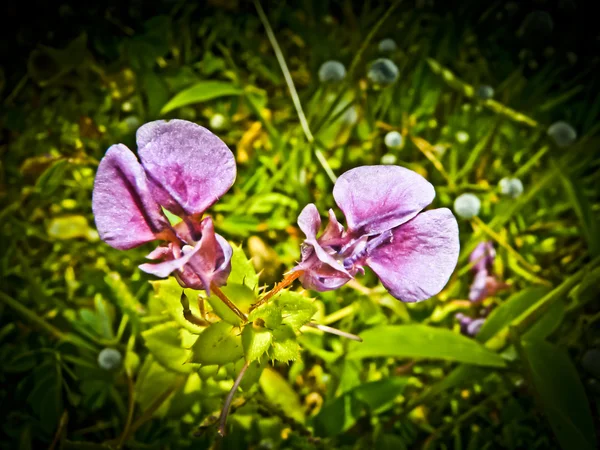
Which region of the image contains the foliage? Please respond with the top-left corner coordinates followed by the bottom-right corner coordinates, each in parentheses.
top-left (1, 1), bottom-right (599, 449)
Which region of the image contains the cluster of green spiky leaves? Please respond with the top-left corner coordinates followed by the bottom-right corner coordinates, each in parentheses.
top-left (143, 245), bottom-right (318, 388)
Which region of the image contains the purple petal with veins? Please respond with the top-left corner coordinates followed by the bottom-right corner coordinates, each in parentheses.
top-left (367, 208), bottom-right (459, 302)
top-left (333, 165), bottom-right (435, 236)
top-left (138, 120), bottom-right (236, 216)
top-left (92, 144), bottom-right (169, 250)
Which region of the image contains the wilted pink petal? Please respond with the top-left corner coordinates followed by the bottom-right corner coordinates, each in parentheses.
top-left (92, 144), bottom-right (169, 250)
top-left (333, 165), bottom-right (435, 236)
top-left (137, 120), bottom-right (236, 216)
top-left (366, 208), bottom-right (459, 302)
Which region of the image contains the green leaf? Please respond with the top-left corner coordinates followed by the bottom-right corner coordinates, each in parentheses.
top-left (353, 377), bottom-right (409, 413)
top-left (259, 367), bottom-right (304, 423)
top-left (242, 325), bottom-right (272, 362)
top-left (558, 171), bottom-right (600, 257)
top-left (151, 278), bottom-right (204, 334)
top-left (35, 159), bottom-right (68, 196)
top-left (522, 339), bottom-right (596, 450)
top-left (271, 324), bottom-right (300, 362)
top-left (525, 299), bottom-right (565, 340)
top-left (143, 72), bottom-right (169, 117)
top-left (189, 321), bottom-right (244, 366)
top-left (228, 244), bottom-right (259, 291)
top-left (142, 322), bottom-right (198, 374)
top-left (312, 377), bottom-right (409, 437)
top-left (134, 356), bottom-right (184, 415)
top-left (347, 325), bottom-right (506, 368)
top-left (160, 80), bottom-right (243, 114)
top-left (477, 287), bottom-right (551, 343)
top-left (47, 215), bottom-right (98, 241)
top-left (248, 303), bottom-right (283, 329)
top-left (206, 283), bottom-right (255, 326)
top-left (275, 291), bottom-right (317, 331)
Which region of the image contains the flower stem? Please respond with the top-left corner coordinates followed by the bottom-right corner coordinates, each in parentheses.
top-left (305, 322), bottom-right (363, 342)
top-left (211, 283), bottom-right (248, 323)
top-left (249, 270), bottom-right (303, 312)
top-left (180, 292), bottom-right (210, 327)
top-left (218, 360), bottom-right (251, 436)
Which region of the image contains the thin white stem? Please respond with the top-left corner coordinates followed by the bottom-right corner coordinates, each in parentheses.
top-left (305, 322), bottom-right (363, 342)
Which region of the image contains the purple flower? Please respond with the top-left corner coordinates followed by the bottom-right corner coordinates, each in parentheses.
top-left (468, 241), bottom-right (508, 301)
top-left (294, 166), bottom-right (460, 303)
top-left (455, 313), bottom-right (485, 337)
top-left (92, 119), bottom-right (236, 292)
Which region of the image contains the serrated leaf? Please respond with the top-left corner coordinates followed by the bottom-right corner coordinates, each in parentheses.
top-left (189, 321), bottom-right (244, 366)
top-left (242, 326), bottom-right (272, 362)
top-left (259, 367), bottom-right (304, 423)
top-left (160, 80), bottom-right (242, 114)
top-left (347, 325), bottom-right (506, 368)
top-left (275, 291), bottom-right (317, 331)
top-left (248, 303), bottom-right (283, 329)
top-left (142, 322), bottom-right (198, 374)
top-left (271, 324), bottom-right (300, 362)
top-left (206, 283), bottom-right (255, 326)
top-left (522, 339), bottom-right (596, 450)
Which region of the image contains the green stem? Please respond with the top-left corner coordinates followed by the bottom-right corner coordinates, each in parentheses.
top-left (0, 291), bottom-right (66, 339)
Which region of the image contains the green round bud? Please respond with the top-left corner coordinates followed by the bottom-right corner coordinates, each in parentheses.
top-left (367, 58), bottom-right (399, 86)
top-left (498, 177), bottom-right (524, 198)
top-left (378, 38), bottom-right (397, 53)
top-left (548, 121), bottom-right (577, 147)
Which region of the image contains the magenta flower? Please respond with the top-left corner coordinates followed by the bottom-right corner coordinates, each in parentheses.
top-left (92, 119), bottom-right (236, 292)
top-left (467, 241), bottom-right (508, 302)
top-left (294, 166), bottom-right (459, 303)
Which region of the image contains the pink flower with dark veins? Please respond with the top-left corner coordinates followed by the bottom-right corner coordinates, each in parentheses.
top-left (92, 119), bottom-right (235, 293)
top-left (294, 165), bottom-right (460, 303)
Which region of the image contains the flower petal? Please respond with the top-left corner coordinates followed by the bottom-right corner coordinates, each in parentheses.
top-left (297, 203), bottom-right (321, 239)
top-left (139, 242), bottom-right (201, 278)
top-left (366, 208), bottom-right (459, 302)
top-left (296, 257), bottom-right (353, 292)
top-left (333, 165), bottom-right (435, 235)
top-left (469, 241), bottom-right (495, 273)
top-left (137, 119), bottom-right (236, 216)
top-left (92, 144), bottom-right (168, 250)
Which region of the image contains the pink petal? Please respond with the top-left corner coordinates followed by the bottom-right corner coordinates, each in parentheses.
top-left (297, 203), bottom-right (321, 239)
top-left (139, 242), bottom-right (202, 278)
top-left (137, 119), bottom-right (236, 216)
top-left (92, 144), bottom-right (168, 250)
top-left (366, 208), bottom-right (459, 302)
top-left (333, 165), bottom-right (435, 235)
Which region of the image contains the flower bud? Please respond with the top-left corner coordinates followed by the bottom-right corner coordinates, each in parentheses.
top-left (453, 193), bottom-right (481, 219)
top-left (476, 85), bottom-right (494, 100)
top-left (318, 60), bottom-right (346, 83)
top-left (210, 113), bottom-right (227, 130)
top-left (98, 348), bottom-right (122, 371)
top-left (378, 38), bottom-right (397, 53)
top-left (384, 131), bottom-right (403, 150)
top-left (498, 177), bottom-right (524, 198)
top-left (548, 121), bottom-right (577, 147)
top-left (367, 58), bottom-right (399, 86)
top-left (380, 153), bottom-right (397, 165)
